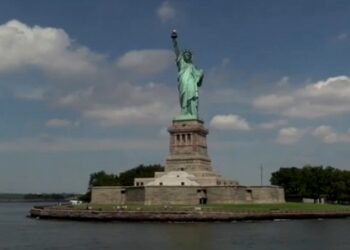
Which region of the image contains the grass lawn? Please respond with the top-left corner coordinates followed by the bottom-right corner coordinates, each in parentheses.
top-left (52, 202), bottom-right (350, 213)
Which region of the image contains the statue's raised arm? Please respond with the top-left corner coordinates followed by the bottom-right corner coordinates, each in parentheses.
top-left (170, 30), bottom-right (204, 121)
top-left (171, 30), bottom-right (180, 58)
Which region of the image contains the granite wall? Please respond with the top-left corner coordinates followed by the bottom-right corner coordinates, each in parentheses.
top-left (144, 186), bottom-right (199, 205)
top-left (91, 186), bottom-right (125, 204)
top-left (249, 186), bottom-right (285, 203)
top-left (91, 185), bottom-right (285, 205)
top-left (125, 187), bottom-right (145, 205)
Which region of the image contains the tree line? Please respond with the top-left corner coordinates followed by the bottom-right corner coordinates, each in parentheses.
top-left (0, 193), bottom-right (78, 201)
top-left (271, 165), bottom-right (350, 203)
top-left (23, 193), bottom-right (75, 201)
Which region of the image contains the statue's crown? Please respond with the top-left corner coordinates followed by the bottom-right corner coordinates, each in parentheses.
top-left (183, 49), bottom-right (192, 55)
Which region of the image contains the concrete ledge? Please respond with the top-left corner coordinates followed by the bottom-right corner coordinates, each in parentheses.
top-left (29, 206), bottom-right (350, 222)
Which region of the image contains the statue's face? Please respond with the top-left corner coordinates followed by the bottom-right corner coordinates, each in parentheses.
top-left (183, 52), bottom-right (192, 62)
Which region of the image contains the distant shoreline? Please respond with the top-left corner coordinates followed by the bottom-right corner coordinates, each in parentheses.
top-left (0, 193), bottom-right (81, 203)
top-left (0, 200), bottom-right (66, 203)
top-left (29, 205), bottom-right (350, 222)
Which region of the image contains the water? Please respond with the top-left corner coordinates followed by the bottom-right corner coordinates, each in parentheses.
top-left (1, 203), bottom-right (350, 250)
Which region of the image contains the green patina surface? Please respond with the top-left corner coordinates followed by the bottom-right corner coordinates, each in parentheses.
top-left (52, 203), bottom-right (350, 213)
top-left (171, 30), bottom-right (204, 121)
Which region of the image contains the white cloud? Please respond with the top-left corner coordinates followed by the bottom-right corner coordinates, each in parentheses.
top-left (83, 102), bottom-right (174, 126)
top-left (210, 114), bottom-right (251, 131)
top-left (283, 103), bottom-right (350, 119)
top-left (276, 127), bottom-right (304, 145)
top-left (253, 94), bottom-right (294, 111)
top-left (116, 49), bottom-right (173, 76)
top-left (57, 87), bottom-right (94, 107)
top-left (337, 33), bottom-right (348, 40)
top-left (0, 135), bottom-right (164, 153)
top-left (258, 119), bottom-right (287, 130)
top-left (157, 1), bottom-right (176, 23)
top-left (46, 119), bottom-right (79, 128)
top-left (159, 127), bottom-right (168, 137)
top-left (14, 87), bottom-right (45, 100)
top-left (54, 81), bottom-right (177, 127)
top-left (254, 76), bottom-right (350, 119)
top-left (0, 20), bottom-right (178, 128)
top-left (206, 58), bottom-right (236, 87)
top-left (312, 125), bottom-right (350, 143)
top-left (0, 20), bottom-right (102, 75)
top-left (277, 76), bottom-right (289, 87)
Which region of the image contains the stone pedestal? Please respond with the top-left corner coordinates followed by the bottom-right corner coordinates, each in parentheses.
top-left (134, 119), bottom-right (239, 187)
top-left (165, 119), bottom-right (212, 172)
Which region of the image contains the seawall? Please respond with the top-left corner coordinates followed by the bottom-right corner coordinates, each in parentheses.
top-left (29, 206), bottom-right (350, 222)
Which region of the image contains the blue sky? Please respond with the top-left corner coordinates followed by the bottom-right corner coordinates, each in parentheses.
top-left (1, 0), bottom-right (350, 193)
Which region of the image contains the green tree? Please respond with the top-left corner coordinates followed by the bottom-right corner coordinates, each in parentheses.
top-left (118, 164), bottom-right (164, 186)
top-left (339, 170), bottom-right (350, 201)
top-left (270, 167), bottom-right (304, 198)
top-left (88, 171), bottom-right (119, 187)
top-left (301, 166), bottom-right (327, 202)
top-left (271, 165), bottom-right (350, 203)
top-left (323, 167), bottom-right (345, 201)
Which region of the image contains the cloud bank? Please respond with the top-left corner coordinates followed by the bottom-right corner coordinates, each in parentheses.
top-left (276, 127), bottom-right (305, 145)
top-left (254, 76), bottom-right (350, 119)
top-left (0, 20), bottom-right (102, 75)
top-left (210, 114), bottom-right (251, 131)
top-left (312, 125), bottom-right (350, 143)
top-left (157, 1), bottom-right (176, 23)
top-left (0, 20), bottom-right (177, 128)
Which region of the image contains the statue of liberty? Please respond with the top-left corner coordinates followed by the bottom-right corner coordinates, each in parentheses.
top-left (171, 30), bottom-right (204, 120)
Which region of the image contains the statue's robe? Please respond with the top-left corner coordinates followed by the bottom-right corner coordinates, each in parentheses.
top-left (176, 53), bottom-right (204, 116)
